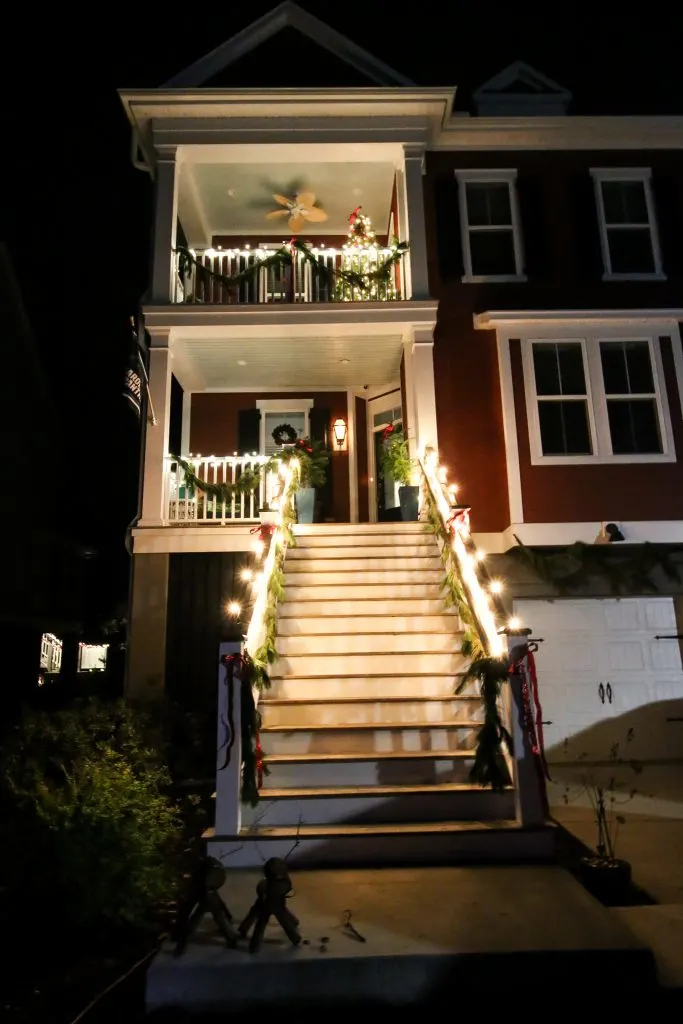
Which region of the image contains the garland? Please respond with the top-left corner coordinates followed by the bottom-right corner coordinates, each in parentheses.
top-left (176, 238), bottom-right (409, 302)
top-left (422, 481), bottom-right (509, 789)
top-left (173, 455), bottom-right (262, 503)
top-left (272, 423), bottom-right (298, 445)
top-left (267, 437), bottom-right (329, 490)
top-left (510, 535), bottom-right (682, 595)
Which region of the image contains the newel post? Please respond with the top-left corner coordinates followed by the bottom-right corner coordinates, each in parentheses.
top-left (505, 628), bottom-right (548, 827)
top-left (214, 642), bottom-right (243, 836)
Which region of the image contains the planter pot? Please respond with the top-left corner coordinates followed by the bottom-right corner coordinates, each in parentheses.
top-left (295, 487), bottom-right (315, 524)
top-left (399, 485), bottom-right (419, 522)
top-left (259, 509), bottom-right (278, 525)
top-left (578, 856), bottom-right (632, 905)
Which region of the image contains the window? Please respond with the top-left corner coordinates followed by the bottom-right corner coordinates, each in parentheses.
top-left (78, 644), bottom-right (109, 673)
top-left (39, 633), bottom-right (62, 674)
top-left (591, 169), bottom-right (663, 280)
top-left (455, 169), bottom-right (525, 281)
top-left (523, 331), bottom-right (673, 465)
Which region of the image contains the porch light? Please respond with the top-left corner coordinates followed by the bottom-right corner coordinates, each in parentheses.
top-left (333, 418), bottom-right (348, 450)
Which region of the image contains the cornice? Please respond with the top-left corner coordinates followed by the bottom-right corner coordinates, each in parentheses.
top-left (437, 115), bottom-right (683, 151)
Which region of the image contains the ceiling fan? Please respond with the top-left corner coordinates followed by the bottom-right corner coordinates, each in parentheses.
top-left (265, 192), bottom-right (329, 233)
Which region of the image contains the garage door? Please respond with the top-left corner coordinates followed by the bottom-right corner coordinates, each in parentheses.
top-left (513, 598), bottom-right (683, 764)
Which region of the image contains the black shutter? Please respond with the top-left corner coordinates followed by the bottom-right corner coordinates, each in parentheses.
top-left (309, 407), bottom-right (332, 520)
top-left (570, 174), bottom-right (603, 283)
top-left (433, 174), bottom-right (464, 283)
top-left (237, 408), bottom-right (261, 455)
top-left (516, 175), bottom-right (547, 281)
top-left (168, 375), bottom-right (183, 455)
top-left (652, 175), bottom-right (682, 279)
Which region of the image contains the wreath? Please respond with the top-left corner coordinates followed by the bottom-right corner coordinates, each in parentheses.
top-left (272, 423), bottom-right (298, 445)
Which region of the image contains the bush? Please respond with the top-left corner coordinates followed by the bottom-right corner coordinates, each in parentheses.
top-left (0, 699), bottom-right (183, 934)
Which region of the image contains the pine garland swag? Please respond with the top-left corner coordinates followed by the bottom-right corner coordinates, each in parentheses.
top-left (457, 657), bottom-right (512, 792)
top-left (173, 455), bottom-right (262, 503)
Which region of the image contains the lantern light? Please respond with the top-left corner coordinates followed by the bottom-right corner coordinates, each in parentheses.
top-left (332, 418), bottom-right (348, 450)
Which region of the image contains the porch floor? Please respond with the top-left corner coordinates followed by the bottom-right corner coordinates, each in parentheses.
top-left (147, 864), bottom-right (655, 1011)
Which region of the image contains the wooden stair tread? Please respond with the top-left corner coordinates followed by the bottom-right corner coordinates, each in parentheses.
top-left (277, 629), bottom-right (464, 637)
top-left (232, 820), bottom-right (522, 838)
top-left (260, 695), bottom-right (480, 704)
top-left (263, 750), bottom-right (476, 763)
top-left (257, 782), bottom-right (507, 798)
top-left (261, 720), bottom-right (483, 732)
top-left (268, 672), bottom-right (468, 680)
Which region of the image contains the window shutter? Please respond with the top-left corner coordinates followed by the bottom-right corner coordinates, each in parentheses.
top-left (309, 407), bottom-right (332, 519)
top-left (652, 175), bottom-right (681, 278)
top-left (516, 175), bottom-right (546, 281)
top-left (571, 174), bottom-right (603, 282)
top-left (433, 175), bottom-right (464, 283)
top-left (237, 408), bottom-right (261, 455)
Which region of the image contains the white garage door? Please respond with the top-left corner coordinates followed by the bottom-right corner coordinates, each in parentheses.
top-left (513, 597), bottom-right (683, 764)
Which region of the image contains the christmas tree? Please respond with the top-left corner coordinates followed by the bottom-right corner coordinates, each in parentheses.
top-left (338, 206), bottom-right (397, 301)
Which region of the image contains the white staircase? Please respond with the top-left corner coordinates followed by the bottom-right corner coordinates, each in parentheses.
top-left (212, 523), bottom-right (549, 867)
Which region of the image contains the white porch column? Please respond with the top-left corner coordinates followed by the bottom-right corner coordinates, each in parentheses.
top-left (410, 328), bottom-right (439, 458)
top-left (347, 389), bottom-right (359, 523)
top-left (401, 145), bottom-right (430, 300)
top-left (506, 631), bottom-right (547, 828)
top-left (150, 147), bottom-right (179, 303)
top-left (180, 390), bottom-right (192, 455)
top-left (140, 330), bottom-right (172, 526)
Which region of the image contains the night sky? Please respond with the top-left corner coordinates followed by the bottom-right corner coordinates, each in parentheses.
top-left (3, 2), bottom-right (680, 614)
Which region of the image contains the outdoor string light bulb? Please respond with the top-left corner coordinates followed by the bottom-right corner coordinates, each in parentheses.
top-left (226, 601), bottom-right (241, 618)
top-left (508, 616), bottom-right (522, 630)
top-left (252, 538), bottom-right (266, 557)
top-left (240, 568), bottom-right (253, 582)
top-left (438, 465), bottom-right (448, 484)
top-left (448, 483), bottom-right (459, 498)
top-left (489, 579), bottom-right (504, 595)
top-left (475, 549), bottom-right (486, 561)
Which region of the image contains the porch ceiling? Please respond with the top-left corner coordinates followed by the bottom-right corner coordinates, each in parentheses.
top-left (174, 334), bottom-right (403, 389)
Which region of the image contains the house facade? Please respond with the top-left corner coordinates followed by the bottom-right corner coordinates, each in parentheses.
top-left (121, 3), bottom-right (683, 863)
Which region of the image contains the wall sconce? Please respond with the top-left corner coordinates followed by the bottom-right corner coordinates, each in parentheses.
top-left (332, 418), bottom-right (348, 451)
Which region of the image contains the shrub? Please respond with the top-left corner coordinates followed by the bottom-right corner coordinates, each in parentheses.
top-left (0, 699), bottom-right (183, 934)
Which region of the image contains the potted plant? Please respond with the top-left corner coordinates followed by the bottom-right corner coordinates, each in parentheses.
top-left (268, 437), bottom-right (329, 524)
top-left (379, 425), bottom-right (418, 521)
top-left (562, 733), bottom-right (641, 906)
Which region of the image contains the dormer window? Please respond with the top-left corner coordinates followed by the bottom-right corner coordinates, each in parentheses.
top-left (591, 169), bottom-right (664, 281)
top-left (455, 170), bottom-right (526, 282)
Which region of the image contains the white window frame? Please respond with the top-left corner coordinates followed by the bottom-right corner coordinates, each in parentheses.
top-left (522, 326), bottom-right (675, 466)
top-left (256, 398), bottom-right (313, 455)
top-left (455, 168), bottom-right (526, 283)
top-left (590, 168), bottom-right (665, 282)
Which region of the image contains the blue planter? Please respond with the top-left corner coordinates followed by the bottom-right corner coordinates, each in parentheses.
top-left (399, 485), bottom-right (419, 522)
top-left (296, 487), bottom-right (315, 523)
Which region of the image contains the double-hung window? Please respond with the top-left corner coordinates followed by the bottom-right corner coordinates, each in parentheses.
top-left (523, 331), bottom-right (674, 465)
top-left (455, 169), bottom-right (525, 281)
top-left (591, 169), bottom-right (664, 280)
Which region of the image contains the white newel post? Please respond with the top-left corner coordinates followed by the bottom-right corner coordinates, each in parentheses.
top-left (506, 630), bottom-right (547, 827)
top-left (140, 333), bottom-right (172, 526)
top-left (151, 148), bottom-right (179, 303)
top-left (410, 329), bottom-right (439, 459)
top-left (401, 144), bottom-right (430, 300)
top-left (215, 642), bottom-right (243, 836)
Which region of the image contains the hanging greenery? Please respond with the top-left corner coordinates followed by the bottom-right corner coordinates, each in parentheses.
top-left (173, 455), bottom-right (262, 504)
top-left (422, 480), bottom-right (508, 788)
top-left (268, 437), bottom-right (329, 489)
top-left (176, 238), bottom-right (409, 303)
top-left (509, 535), bottom-right (682, 595)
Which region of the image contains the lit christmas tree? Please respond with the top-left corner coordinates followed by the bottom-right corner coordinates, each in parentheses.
top-left (338, 206), bottom-right (398, 301)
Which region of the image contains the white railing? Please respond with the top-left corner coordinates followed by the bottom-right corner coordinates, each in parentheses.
top-left (174, 244), bottom-right (406, 304)
top-left (165, 455), bottom-right (278, 524)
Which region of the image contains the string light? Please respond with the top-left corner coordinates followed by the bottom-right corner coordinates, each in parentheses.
top-left (508, 616), bottom-right (522, 630)
top-left (447, 483), bottom-right (459, 498)
top-left (226, 601), bottom-right (241, 617)
top-left (251, 538), bottom-right (265, 557)
top-left (240, 568), bottom-right (253, 582)
top-left (489, 579), bottom-right (504, 595)
top-left (475, 549), bottom-right (486, 561)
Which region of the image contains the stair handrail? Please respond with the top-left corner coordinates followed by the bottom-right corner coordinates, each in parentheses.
top-left (244, 456), bottom-right (300, 706)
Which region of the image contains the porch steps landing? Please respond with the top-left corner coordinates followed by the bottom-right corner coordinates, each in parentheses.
top-left (207, 523), bottom-right (553, 867)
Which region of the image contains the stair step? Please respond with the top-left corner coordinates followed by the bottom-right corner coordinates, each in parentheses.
top-left (273, 651), bottom-right (468, 677)
top-left (241, 783), bottom-right (514, 826)
top-left (206, 821), bottom-right (557, 868)
top-left (288, 544), bottom-right (437, 559)
top-left (294, 523), bottom-right (426, 537)
top-left (285, 555), bottom-right (442, 573)
top-left (262, 722), bottom-right (481, 755)
top-left (278, 614), bottom-right (459, 636)
top-left (279, 598), bottom-right (453, 617)
top-left (283, 568), bottom-right (443, 586)
top-left (261, 697), bottom-right (480, 727)
top-left (263, 750), bottom-right (476, 788)
top-left (285, 583), bottom-right (444, 601)
top-left (268, 674), bottom-right (472, 700)
top-left (276, 631), bottom-right (462, 656)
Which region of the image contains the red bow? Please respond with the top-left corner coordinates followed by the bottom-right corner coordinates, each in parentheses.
top-left (349, 205), bottom-right (362, 225)
top-left (447, 508), bottom-right (470, 533)
top-left (250, 523), bottom-right (275, 545)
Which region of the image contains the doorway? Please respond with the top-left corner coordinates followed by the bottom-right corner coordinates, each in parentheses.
top-left (367, 390), bottom-right (403, 523)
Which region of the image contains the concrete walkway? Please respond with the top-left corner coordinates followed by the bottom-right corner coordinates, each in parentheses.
top-left (147, 864), bottom-right (655, 1012)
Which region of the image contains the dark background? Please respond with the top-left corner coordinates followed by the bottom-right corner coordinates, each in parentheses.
top-left (2, 1), bottom-right (681, 616)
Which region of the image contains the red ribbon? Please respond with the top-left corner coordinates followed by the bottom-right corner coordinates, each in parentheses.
top-left (447, 508), bottom-right (470, 533)
top-left (509, 650), bottom-right (551, 812)
top-left (250, 523), bottom-right (276, 545)
top-left (349, 205), bottom-right (361, 225)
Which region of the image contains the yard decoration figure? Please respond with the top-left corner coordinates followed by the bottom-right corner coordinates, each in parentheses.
top-left (172, 856), bottom-right (238, 957)
top-left (238, 857), bottom-right (302, 953)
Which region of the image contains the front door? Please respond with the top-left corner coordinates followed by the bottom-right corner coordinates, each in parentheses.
top-left (367, 390), bottom-right (403, 523)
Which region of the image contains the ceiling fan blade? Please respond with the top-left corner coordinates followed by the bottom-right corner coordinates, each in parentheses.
top-left (304, 207), bottom-right (328, 223)
top-left (288, 213), bottom-right (306, 233)
top-left (296, 191), bottom-right (316, 208)
top-left (272, 194), bottom-right (292, 207)
top-left (266, 209), bottom-right (290, 220)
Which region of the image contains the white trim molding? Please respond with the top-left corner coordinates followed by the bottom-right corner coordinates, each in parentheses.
top-left (455, 168), bottom-right (526, 283)
top-left (590, 168), bottom-right (665, 282)
top-left (475, 309), bottom-right (683, 329)
top-left (496, 334), bottom-right (524, 523)
top-left (257, 398), bottom-right (314, 454)
top-left (474, 521), bottom-right (683, 554)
